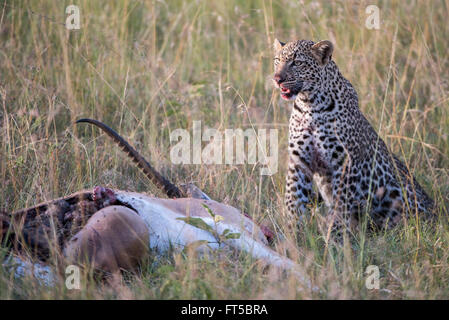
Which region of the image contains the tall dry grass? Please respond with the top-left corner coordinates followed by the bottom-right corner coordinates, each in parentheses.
top-left (0, 0), bottom-right (448, 299)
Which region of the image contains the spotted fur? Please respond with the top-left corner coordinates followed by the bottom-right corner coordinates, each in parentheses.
top-left (273, 39), bottom-right (435, 239)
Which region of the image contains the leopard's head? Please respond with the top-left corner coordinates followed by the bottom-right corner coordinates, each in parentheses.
top-left (273, 39), bottom-right (334, 101)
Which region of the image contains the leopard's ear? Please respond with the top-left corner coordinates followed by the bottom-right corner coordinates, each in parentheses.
top-left (310, 40), bottom-right (333, 65)
top-left (273, 38), bottom-right (285, 52)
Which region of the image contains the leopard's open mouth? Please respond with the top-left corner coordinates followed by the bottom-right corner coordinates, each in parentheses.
top-left (279, 85), bottom-right (298, 100)
top-left (280, 87), bottom-right (292, 99)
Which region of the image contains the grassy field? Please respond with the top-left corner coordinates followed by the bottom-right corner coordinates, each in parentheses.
top-left (0, 0), bottom-right (448, 299)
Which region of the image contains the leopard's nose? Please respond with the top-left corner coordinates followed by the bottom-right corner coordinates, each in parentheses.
top-left (273, 74), bottom-right (284, 85)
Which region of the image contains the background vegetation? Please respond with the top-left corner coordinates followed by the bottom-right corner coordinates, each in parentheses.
top-left (0, 0), bottom-right (448, 299)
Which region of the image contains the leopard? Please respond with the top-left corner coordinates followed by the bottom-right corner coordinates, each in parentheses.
top-left (272, 39), bottom-right (435, 240)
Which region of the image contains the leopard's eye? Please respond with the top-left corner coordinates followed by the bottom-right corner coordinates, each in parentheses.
top-left (294, 60), bottom-right (302, 66)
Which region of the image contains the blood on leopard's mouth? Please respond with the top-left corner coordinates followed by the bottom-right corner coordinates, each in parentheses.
top-left (279, 87), bottom-right (294, 100)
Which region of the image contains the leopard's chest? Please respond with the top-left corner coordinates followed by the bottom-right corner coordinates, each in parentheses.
top-left (289, 113), bottom-right (334, 171)
top-left (289, 110), bottom-right (339, 205)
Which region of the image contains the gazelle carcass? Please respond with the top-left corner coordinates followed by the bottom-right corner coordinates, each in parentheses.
top-left (1, 119), bottom-right (313, 290)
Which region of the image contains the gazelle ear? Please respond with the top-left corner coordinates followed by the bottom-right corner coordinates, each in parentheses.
top-left (273, 38), bottom-right (285, 52)
top-left (310, 40), bottom-right (334, 65)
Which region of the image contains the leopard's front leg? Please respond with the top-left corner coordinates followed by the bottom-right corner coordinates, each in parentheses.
top-left (323, 167), bottom-right (359, 244)
top-left (285, 159), bottom-right (315, 219)
top-left (321, 208), bottom-right (354, 244)
top-left (285, 127), bottom-right (319, 221)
